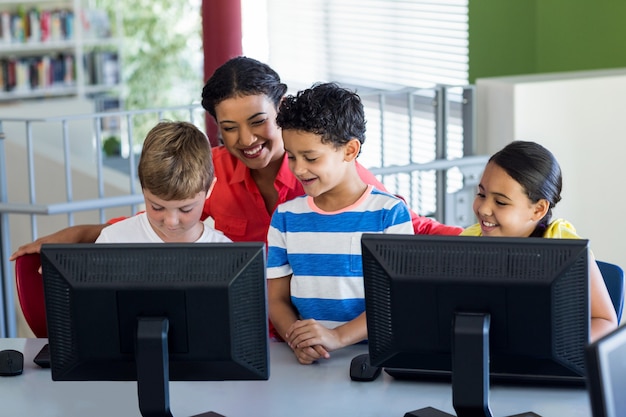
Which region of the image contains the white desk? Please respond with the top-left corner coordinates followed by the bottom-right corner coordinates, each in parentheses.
top-left (0, 338), bottom-right (591, 417)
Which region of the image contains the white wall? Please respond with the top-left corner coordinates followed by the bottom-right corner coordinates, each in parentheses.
top-left (476, 68), bottom-right (626, 265)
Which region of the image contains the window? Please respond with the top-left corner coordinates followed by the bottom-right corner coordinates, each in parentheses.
top-left (242, 0), bottom-right (472, 221)
top-left (242, 0), bottom-right (468, 90)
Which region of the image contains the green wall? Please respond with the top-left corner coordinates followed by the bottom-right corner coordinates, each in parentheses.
top-left (468, 0), bottom-right (626, 83)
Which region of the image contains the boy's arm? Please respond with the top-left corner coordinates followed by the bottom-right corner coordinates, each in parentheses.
top-left (267, 276), bottom-right (330, 364)
top-left (324, 312), bottom-right (368, 347)
top-left (10, 224), bottom-right (109, 260)
top-left (287, 312), bottom-right (367, 353)
top-left (267, 275), bottom-right (299, 341)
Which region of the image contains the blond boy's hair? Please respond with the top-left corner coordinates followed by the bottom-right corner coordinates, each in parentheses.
top-left (138, 121), bottom-right (213, 200)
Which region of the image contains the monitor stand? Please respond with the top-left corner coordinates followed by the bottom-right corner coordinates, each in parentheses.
top-left (404, 313), bottom-right (541, 417)
top-left (135, 317), bottom-right (224, 417)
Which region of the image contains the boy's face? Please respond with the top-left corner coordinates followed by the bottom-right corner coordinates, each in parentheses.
top-left (214, 94), bottom-right (284, 170)
top-left (143, 189), bottom-right (207, 242)
top-left (472, 162), bottom-right (547, 237)
top-left (283, 129), bottom-right (350, 199)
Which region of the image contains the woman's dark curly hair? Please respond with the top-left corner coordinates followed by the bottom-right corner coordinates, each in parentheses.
top-left (489, 140), bottom-right (562, 237)
top-left (276, 82), bottom-right (366, 150)
top-left (201, 56), bottom-right (287, 119)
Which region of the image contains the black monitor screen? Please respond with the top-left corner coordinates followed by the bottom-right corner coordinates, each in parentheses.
top-left (361, 234), bottom-right (589, 417)
top-left (40, 242), bottom-right (269, 417)
top-left (585, 322), bottom-right (626, 417)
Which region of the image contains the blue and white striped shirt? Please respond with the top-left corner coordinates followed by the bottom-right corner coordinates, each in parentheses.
top-left (267, 185), bottom-right (413, 329)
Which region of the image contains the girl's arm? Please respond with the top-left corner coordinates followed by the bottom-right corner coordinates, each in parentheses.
top-left (589, 253), bottom-right (619, 342)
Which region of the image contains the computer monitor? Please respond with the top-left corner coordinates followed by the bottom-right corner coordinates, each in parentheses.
top-left (40, 242), bottom-right (269, 417)
top-left (361, 234), bottom-right (590, 417)
top-left (585, 321), bottom-right (626, 417)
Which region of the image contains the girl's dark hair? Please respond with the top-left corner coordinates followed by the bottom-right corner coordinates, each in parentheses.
top-left (201, 56), bottom-right (288, 118)
top-left (276, 82), bottom-right (366, 149)
top-left (489, 140), bottom-right (562, 237)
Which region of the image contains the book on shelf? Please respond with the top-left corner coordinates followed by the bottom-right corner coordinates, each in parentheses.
top-left (1, 12), bottom-right (10, 44)
top-left (85, 50), bottom-right (119, 86)
top-left (1, 5), bottom-right (118, 98)
top-left (1, 53), bottom-right (75, 92)
top-left (0, 7), bottom-right (75, 44)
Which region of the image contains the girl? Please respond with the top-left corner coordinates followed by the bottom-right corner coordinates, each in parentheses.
top-left (462, 140), bottom-right (617, 341)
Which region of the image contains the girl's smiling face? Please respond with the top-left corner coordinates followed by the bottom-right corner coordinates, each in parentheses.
top-left (472, 162), bottom-right (548, 237)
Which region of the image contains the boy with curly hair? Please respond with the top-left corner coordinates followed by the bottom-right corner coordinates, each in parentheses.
top-left (266, 83), bottom-right (413, 364)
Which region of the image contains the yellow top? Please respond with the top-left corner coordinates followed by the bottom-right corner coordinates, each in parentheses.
top-left (461, 218), bottom-right (581, 239)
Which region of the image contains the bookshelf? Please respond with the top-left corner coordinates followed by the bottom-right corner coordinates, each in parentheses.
top-left (0, 0), bottom-right (122, 101)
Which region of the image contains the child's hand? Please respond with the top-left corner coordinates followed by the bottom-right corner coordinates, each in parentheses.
top-left (286, 319), bottom-right (343, 353)
top-left (292, 344), bottom-right (330, 365)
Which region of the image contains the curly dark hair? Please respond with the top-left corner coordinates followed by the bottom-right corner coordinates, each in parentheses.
top-left (276, 82), bottom-right (366, 149)
top-left (201, 56), bottom-right (287, 119)
top-left (489, 140), bottom-right (562, 236)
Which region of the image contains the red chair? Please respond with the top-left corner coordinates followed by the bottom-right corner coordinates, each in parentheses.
top-left (14, 253), bottom-right (47, 337)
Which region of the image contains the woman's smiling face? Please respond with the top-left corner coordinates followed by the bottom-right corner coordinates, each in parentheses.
top-left (214, 94), bottom-right (285, 170)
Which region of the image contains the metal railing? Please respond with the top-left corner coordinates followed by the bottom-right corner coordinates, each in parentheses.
top-left (0, 86), bottom-right (486, 337)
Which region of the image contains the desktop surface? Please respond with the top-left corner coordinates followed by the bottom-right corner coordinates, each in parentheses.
top-left (0, 338), bottom-right (591, 417)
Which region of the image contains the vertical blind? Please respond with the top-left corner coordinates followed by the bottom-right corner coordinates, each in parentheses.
top-left (245, 0), bottom-right (470, 219)
top-left (265, 0), bottom-right (469, 90)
